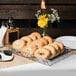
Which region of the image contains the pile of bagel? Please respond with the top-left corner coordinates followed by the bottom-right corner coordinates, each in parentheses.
top-left (12, 32), bottom-right (64, 59)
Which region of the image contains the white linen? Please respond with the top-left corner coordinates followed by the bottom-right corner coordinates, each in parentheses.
top-left (0, 55), bottom-right (76, 71)
top-left (0, 26), bottom-right (7, 47)
top-left (0, 55), bottom-right (76, 76)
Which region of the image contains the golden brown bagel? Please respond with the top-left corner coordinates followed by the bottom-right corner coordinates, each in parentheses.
top-left (25, 44), bottom-right (37, 55)
top-left (54, 41), bottom-right (64, 54)
top-left (34, 48), bottom-right (51, 59)
top-left (12, 39), bottom-right (25, 50)
top-left (31, 40), bottom-right (44, 49)
top-left (48, 43), bottom-right (60, 56)
top-left (21, 36), bottom-right (32, 45)
top-left (28, 35), bottom-right (37, 41)
top-left (43, 45), bottom-right (56, 58)
top-left (38, 38), bottom-right (48, 45)
top-left (31, 32), bottom-right (41, 39)
top-left (43, 36), bottom-right (53, 44)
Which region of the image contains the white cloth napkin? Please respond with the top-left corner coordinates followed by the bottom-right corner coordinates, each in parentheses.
top-left (0, 26), bottom-right (7, 47)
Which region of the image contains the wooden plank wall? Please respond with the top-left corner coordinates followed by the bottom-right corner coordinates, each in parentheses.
top-left (19, 28), bottom-right (76, 38)
top-left (0, 0), bottom-right (76, 4)
top-left (0, 0), bottom-right (76, 19)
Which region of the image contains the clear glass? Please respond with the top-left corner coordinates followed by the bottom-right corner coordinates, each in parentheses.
top-left (42, 27), bottom-right (47, 37)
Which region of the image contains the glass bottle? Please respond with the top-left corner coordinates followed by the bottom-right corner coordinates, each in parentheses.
top-left (8, 17), bottom-right (14, 29)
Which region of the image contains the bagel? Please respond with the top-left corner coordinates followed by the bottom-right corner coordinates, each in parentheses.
top-left (48, 43), bottom-right (60, 56)
top-left (43, 36), bottom-right (53, 44)
top-left (31, 40), bottom-right (44, 49)
top-left (21, 36), bottom-right (32, 45)
top-left (12, 39), bottom-right (25, 50)
top-left (25, 44), bottom-right (37, 55)
top-left (31, 32), bottom-right (41, 39)
top-left (38, 38), bottom-right (48, 45)
top-left (28, 35), bottom-right (37, 41)
top-left (34, 48), bottom-right (51, 59)
top-left (54, 41), bottom-right (64, 54)
top-left (21, 46), bottom-right (26, 52)
top-left (43, 45), bottom-right (56, 58)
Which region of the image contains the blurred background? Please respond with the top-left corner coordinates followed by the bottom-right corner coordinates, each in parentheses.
top-left (0, 0), bottom-right (76, 38)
